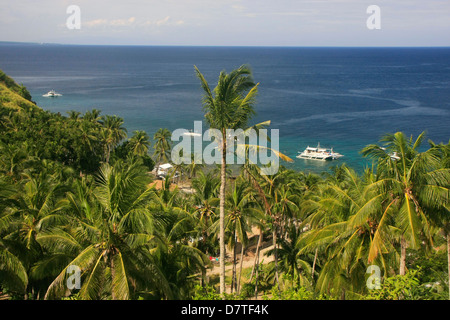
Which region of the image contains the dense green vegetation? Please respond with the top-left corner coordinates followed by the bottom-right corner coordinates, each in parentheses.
top-left (0, 68), bottom-right (449, 300)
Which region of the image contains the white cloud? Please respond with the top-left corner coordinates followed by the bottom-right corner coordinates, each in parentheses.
top-left (84, 19), bottom-right (108, 27)
top-left (156, 16), bottom-right (170, 26)
top-left (143, 16), bottom-right (184, 27)
top-left (84, 17), bottom-right (136, 28)
top-left (110, 17), bottom-right (136, 26)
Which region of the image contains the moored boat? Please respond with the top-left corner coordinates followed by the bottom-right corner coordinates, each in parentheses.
top-left (297, 143), bottom-right (343, 161)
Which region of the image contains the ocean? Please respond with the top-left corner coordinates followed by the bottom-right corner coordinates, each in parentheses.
top-left (1, 43), bottom-right (449, 173)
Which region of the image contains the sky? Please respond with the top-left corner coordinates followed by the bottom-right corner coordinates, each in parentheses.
top-left (1, 0), bottom-right (449, 46)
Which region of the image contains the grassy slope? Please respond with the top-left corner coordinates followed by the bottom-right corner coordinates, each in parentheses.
top-left (0, 69), bottom-right (38, 111)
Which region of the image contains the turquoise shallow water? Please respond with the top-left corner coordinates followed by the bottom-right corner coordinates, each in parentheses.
top-left (1, 44), bottom-right (449, 174)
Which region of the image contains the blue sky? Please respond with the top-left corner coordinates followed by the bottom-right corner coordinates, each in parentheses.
top-left (1, 0), bottom-right (449, 46)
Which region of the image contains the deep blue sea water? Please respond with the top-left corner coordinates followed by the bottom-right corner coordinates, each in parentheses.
top-left (1, 43), bottom-right (449, 173)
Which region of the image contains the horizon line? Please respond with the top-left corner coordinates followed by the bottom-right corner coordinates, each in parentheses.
top-left (1, 40), bottom-right (450, 49)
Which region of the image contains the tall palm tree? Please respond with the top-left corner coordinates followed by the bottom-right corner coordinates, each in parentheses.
top-left (239, 163), bottom-right (270, 292)
top-left (250, 166), bottom-right (297, 288)
top-left (194, 65), bottom-right (259, 295)
top-left (271, 184), bottom-right (301, 286)
top-left (224, 179), bottom-right (255, 293)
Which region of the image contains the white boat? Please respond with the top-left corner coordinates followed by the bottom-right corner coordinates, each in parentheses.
top-left (297, 143), bottom-right (344, 161)
top-left (380, 147), bottom-right (401, 161)
top-left (390, 152), bottom-right (400, 161)
top-left (42, 90), bottom-right (62, 97)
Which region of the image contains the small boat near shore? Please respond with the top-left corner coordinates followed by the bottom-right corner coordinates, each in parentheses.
top-left (297, 143), bottom-right (344, 161)
top-left (42, 90), bottom-right (62, 97)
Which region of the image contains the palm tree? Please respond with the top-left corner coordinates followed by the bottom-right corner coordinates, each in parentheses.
top-left (100, 115), bottom-right (127, 163)
top-left (1, 110), bottom-right (23, 133)
top-left (45, 160), bottom-right (171, 300)
top-left (195, 65), bottom-right (294, 295)
top-left (187, 154), bottom-right (205, 179)
top-left (269, 224), bottom-right (312, 288)
top-left (419, 139), bottom-right (450, 299)
top-left (224, 179), bottom-right (255, 293)
top-left (296, 165), bottom-right (397, 297)
top-left (191, 171), bottom-right (219, 255)
top-left (153, 128), bottom-right (172, 173)
top-left (67, 110), bottom-right (81, 121)
top-left (362, 131), bottom-right (448, 276)
top-left (128, 130), bottom-right (151, 156)
top-left (82, 109), bottom-right (102, 124)
top-left (0, 142), bottom-right (32, 181)
top-left (238, 163), bottom-right (270, 293)
top-left (0, 178), bottom-right (29, 298)
top-left (250, 166), bottom-right (298, 288)
top-left (0, 167), bottom-right (71, 299)
top-left (194, 65), bottom-right (259, 295)
top-left (77, 122), bottom-right (98, 153)
top-left (153, 208), bottom-right (209, 299)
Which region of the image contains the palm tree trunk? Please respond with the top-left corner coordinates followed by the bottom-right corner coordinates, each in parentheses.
top-left (273, 225), bottom-right (280, 290)
top-left (110, 258), bottom-right (116, 300)
top-left (254, 245), bottom-right (260, 299)
top-left (203, 215), bottom-right (209, 255)
top-left (250, 227), bottom-right (263, 282)
top-left (400, 236), bottom-right (407, 275)
top-left (231, 230), bottom-right (237, 293)
top-left (237, 243), bottom-right (245, 294)
top-left (312, 247), bottom-right (318, 283)
top-left (105, 144), bottom-right (111, 163)
top-left (219, 134), bottom-right (226, 296)
top-left (447, 232), bottom-right (450, 300)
